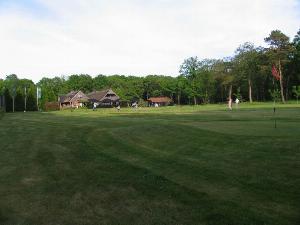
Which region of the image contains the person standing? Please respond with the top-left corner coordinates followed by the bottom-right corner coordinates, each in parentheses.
top-left (235, 98), bottom-right (240, 109)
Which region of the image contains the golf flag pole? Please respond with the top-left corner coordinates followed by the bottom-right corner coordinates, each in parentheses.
top-left (24, 86), bottom-right (27, 112)
top-left (273, 81), bottom-right (277, 129)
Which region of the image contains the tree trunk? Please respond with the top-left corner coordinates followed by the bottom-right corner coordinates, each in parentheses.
top-left (262, 79), bottom-right (267, 101)
top-left (248, 78), bottom-right (253, 103)
top-left (285, 75), bottom-right (290, 101)
top-left (193, 96), bottom-right (197, 105)
top-left (228, 85), bottom-right (233, 110)
top-left (228, 85), bottom-right (232, 101)
top-left (1, 95), bottom-right (5, 112)
top-left (221, 86), bottom-right (223, 102)
top-left (12, 97), bottom-right (15, 113)
top-left (177, 92), bottom-right (180, 105)
top-left (278, 59), bottom-right (285, 103)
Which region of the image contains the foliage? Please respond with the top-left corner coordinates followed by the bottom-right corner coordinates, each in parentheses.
top-left (1, 29), bottom-right (300, 109)
top-left (264, 30), bottom-right (296, 103)
top-left (292, 86), bottom-right (300, 103)
top-left (1, 75), bottom-right (37, 112)
top-left (269, 88), bottom-right (281, 102)
top-left (233, 87), bottom-right (242, 101)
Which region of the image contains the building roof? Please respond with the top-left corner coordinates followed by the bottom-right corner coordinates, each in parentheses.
top-left (148, 97), bottom-right (172, 103)
top-left (87, 89), bottom-right (119, 102)
top-left (59, 91), bottom-right (88, 103)
top-left (59, 89), bottom-right (120, 103)
top-left (87, 90), bottom-right (108, 102)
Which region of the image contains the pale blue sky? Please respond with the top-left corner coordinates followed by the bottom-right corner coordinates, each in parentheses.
top-left (0, 0), bottom-right (299, 82)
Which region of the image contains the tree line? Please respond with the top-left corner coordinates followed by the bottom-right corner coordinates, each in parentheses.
top-left (0, 29), bottom-right (299, 111)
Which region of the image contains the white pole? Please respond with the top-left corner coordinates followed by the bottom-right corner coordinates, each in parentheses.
top-left (24, 86), bottom-right (27, 112)
top-left (37, 87), bottom-right (39, 111)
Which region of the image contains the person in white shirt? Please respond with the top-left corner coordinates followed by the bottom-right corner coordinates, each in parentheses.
top-left (235, 98), bottom-right (240, 109)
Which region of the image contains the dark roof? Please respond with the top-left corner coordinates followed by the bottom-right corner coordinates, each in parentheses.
top-left (59, 91), bottom-right (77, 103)
top-left (59, 91), bottom-right (88, 103)
top-left (87, 89), bottom-right (120, 102)
top-left (148, 97), bottom-right (172, 103)
top-left (87, 90), bottom-right (108, 102)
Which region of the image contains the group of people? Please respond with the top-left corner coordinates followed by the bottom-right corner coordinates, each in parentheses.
top-left (92, 101), bottom-right (142, 111)
top-left (93, 102), bottom-right (121, 111)
top-left (228, 98), bottom-right (240, 110)
top-left (92, 100), bottom-right (239, 111)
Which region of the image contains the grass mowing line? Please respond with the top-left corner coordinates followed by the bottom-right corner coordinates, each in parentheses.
top-left (83, 128), bottom-right (279, 225)
top-left (85, 124), bottom-right (297, 224)
top-left (86, 123), bottom-right (295, 213)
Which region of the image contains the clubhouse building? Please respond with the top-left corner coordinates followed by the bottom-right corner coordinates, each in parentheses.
top-left (59, 89), bottom-right (120, 109)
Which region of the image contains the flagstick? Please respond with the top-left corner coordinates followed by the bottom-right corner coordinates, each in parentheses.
top-left (24, 86), bottom-right (27, 112)
top-left (273, 101), bottom-right (276, 129)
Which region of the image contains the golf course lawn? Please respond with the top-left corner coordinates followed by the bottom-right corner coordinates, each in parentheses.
top-left (0, 104), bottom-right (299, 225)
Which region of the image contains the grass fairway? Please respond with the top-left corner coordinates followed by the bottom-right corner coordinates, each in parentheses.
top-left (0, 104), bottom-right (299, 225)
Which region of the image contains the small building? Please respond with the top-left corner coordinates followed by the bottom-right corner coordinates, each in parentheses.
top-left (58, 91), bottom-right (89, 108)
top-left (148, 97), bottom-right (172, 107)
top-left (87, 89), bottom-right (120, 107)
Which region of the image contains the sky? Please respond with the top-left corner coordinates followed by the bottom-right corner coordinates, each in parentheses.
top-left (0, 0), bottom-right (299, 83)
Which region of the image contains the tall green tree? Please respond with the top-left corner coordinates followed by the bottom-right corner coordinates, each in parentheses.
top-left (4, 74), bottom-right (18, 112)
top-left (176, 76), bottom-right (188, 104)
top-left (38, 77), bottom-right (66, 110)
top-left (287, 29), bottom-right (300, 99)
top-left (93, 75), bottom-right (109, 90)
top-left (19, 79), bottom-right (37, 111)
top-left (265, 30), bottom-right (294, 103)
top-left (234, 42), bottom-right (261, 102)
top-left (196, 59), bottom-right (216, 103)
top-left (213, 59), bottom-right (235, 102)
top-left (66, 74), bottom-right (93, 93)
top-left (180, 57), bottom-right (200, 104)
